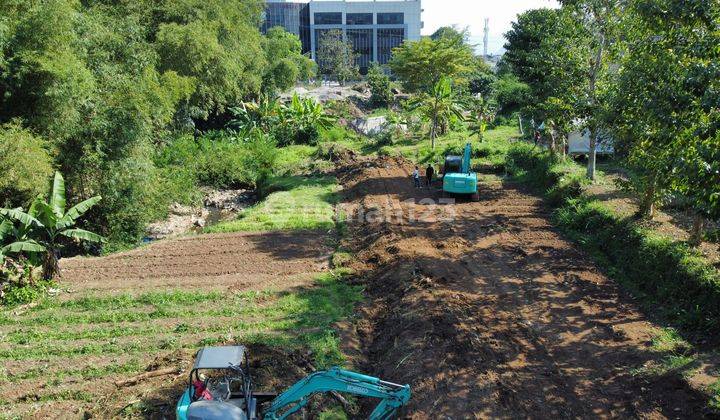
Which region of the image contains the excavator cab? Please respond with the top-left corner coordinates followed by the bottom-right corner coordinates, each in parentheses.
top-left (443, 155), bottom-right (462, 175)
top-left (176, 346), bottom-right (276, 420)
top-left (442, 143), bottom-right (479, 200)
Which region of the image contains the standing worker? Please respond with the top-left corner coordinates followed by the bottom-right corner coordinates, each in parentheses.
top-left (425, 164), bottom-right (435, 188)
top-left (412, 166), bottom-right (421, 188)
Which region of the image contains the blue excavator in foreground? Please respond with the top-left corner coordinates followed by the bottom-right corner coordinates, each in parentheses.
top-left (442, 142), bottom-right (479, 201)
top-left (176, 346), bottom-right (411, 420)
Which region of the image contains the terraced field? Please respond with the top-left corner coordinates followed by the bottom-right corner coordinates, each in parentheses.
top-left (0, 230), bottom-right (360, 418)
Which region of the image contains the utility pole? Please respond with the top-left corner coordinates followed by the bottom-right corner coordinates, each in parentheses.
top-left (483, 18), bottom-right (489, 57)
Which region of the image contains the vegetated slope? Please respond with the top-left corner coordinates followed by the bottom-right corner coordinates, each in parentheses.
top-left (338, 156), bottom-right (715, 418)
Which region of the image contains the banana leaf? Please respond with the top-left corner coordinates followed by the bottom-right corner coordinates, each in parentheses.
top-left (0, 218), bottom-right (12, 242)
top-left (49, 171), bottom-right (66, 218)
top-left (30, 197), bottom-right (57, 228)
top-left (57, 196), bottom-right (101, 230)
top-left (2, 240), bottom-right (46, 254)
top-left (0, 208), bottom-right (43, 228)
top-left (60, 228), bottom-right (106, 243)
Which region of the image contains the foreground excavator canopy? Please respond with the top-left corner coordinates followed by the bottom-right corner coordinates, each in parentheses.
top-left (176, 345), bottom-right (411, 420)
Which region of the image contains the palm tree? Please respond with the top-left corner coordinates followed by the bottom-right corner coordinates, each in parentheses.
top-left (1, 172), bottom-right (104, 279)
top-left (408, 77), bottom-right (465, 149)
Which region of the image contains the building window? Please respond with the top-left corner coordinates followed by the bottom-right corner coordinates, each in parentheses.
top-left (347, 29), bottom-right (373, 70)
top-left (262, 3), bottom-right (310, 53)
top-left (314, 12), bottom-right (342, 25)
top-left (377, 13), bottom-right (404, 25)
top-left (377, 28), bottom-right (404, 64)
top-left (346, 13), bottom-right (373, 25)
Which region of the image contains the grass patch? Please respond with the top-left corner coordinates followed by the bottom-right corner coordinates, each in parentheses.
top-left (0, 270), bottom-right (361, 368)
top-left (386, 125), bottom-right (519, 170)
top-left (206, 175), bottom-right (340, 233)
top-left (709, 380), bottom-right (720, 410)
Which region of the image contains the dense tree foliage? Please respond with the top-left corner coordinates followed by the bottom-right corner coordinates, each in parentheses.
top-left (504, 8), bottom-right (590, 106)
top-left (610, 0), bottom-right (720, 232)
top-left (502, 0), bottom-right (719, 242)
top-left (0, 122), bottom-right (53, 208)
top-left (0, 0), bottom-right (314, 248)
top-left (389, 33), bottom-right (473, 92)
top-left (263, 27), bottom-right (316, 95)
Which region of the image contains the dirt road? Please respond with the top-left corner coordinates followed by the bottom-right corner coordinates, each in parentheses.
top-left (339, 157), bottom-right (712, 419)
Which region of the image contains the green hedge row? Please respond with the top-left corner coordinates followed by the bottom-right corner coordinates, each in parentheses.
top-left (505, 143), bottom-right (720, 333)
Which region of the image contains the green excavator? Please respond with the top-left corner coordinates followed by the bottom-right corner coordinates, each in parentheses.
top-left (176, 346), bottom-right (411, 420)
top-left (442, 142), bottom-right (479, 201)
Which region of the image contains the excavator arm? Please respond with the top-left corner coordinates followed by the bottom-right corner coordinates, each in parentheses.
top-left (461, 142), bottom-right (472, 174)
top-left (263, 367), bottom-right (411, 420)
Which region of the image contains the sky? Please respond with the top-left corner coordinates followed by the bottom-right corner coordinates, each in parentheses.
top-left (420, 0), bottom-right (559, 55)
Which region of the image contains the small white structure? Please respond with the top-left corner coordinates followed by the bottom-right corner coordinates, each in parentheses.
top-left (568, 128), bottom-right (615, 156)
top-left (352, 116), bottom-right (387, 135)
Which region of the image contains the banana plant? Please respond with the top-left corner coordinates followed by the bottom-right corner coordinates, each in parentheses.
top-left (467, 97), bottom-right (496, 143)
top-left (0, 172), bottom-right (104, 279)
top-left (407, 77), bottom-right (465, 149)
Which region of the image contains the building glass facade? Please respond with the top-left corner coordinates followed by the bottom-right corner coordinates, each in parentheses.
top-left (314, 12), bottom-right (342, 24)
top-left (261, 2), bottom-right (310, 53)
top-left (377, 12), bottom-right (404, 25)
top-left (347, 29), bottom-right (373, 69)
top-left (262, 1), bottom-right (422, 74)
top-left (346, 13), bottom-right (373, 25)
top-left (377, 28), bottom-right (404, 64)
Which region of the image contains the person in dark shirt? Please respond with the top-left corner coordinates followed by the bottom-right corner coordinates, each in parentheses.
top-left (425, 165), bottom-right (435, 188)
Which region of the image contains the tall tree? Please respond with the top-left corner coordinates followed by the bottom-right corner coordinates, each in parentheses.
top-left (316, 29), bottom-right (358, 86)
top-left (610, 0), bottom-right (720, 233)
top-left (560, 0), bottom-right (625, 180)
top-left (262, 26), bottom-right (316, 95)
top-left (389, 35), bottom-right (473, 93)
top-left (504, 8), bottom-right (590, 105)
top-left (367, 62), bottom-right (393, 107)
top-left (504, 7), bottom-right (591, 155)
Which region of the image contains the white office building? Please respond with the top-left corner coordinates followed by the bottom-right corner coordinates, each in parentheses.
top-left (262, 0), bottom-right (423, 72)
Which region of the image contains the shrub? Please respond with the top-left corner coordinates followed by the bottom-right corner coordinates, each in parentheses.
top-left (196, 141), bottom-right (251, 188)
top-left (505, 142), bottom-right (586, 204)
top-left (367, 63), bottom-right (392, 107)
top-left (0, 121), bottom-right (53, 208)
top-left (0, 257), bottom-right (47, 306)
top-left (156, 132), bottom-right (277, 191)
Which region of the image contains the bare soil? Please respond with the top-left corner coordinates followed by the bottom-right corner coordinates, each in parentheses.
top-left (60, 230), bottom-right (331, 295)
top-left (337, 157), bottom-right (716, 419)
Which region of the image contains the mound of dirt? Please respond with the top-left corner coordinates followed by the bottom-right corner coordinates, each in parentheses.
top-left (337, 156), bottom-right (715, 418)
